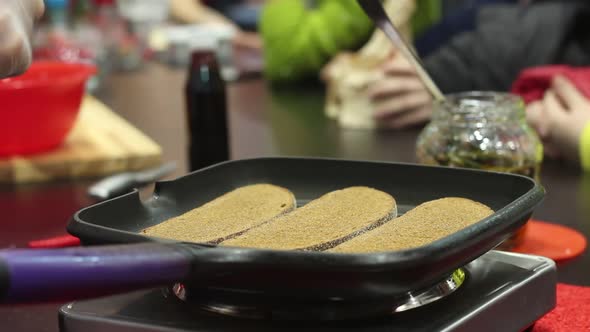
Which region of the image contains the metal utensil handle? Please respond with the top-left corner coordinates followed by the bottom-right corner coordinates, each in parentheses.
top-left (379, 21), bottom-right (445, 102)
top-left (0, 243), bottom-right (192, 304)
top-left (88, 162), bottom-right (177, 201)
top-left (357, 0), bottom-right (445, 101)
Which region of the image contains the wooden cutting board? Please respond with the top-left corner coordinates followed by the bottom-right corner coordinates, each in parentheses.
top-left (0, 96), bottom-right (162, 183)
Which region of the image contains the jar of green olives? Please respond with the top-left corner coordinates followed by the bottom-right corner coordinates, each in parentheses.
top-left (416, 92), bottom-right (543, 249)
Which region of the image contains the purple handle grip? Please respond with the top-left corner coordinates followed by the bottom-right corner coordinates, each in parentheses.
top-left (0, 243), bottom-right (192, 304)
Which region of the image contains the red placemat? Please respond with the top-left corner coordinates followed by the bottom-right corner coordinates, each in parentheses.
top-left (511, 220), bottom-right (587, 262)
top-left (533, 283), bottom-right (590, 332)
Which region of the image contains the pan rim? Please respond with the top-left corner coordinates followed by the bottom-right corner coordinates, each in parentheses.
top-left (68, 157), bottom-right (543, 270)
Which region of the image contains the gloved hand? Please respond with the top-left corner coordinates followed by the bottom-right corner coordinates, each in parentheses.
top-left (0, 0), bottom-right (45, 78)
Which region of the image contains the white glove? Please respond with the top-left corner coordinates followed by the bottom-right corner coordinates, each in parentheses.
top-left (0, 0), bottom-right (44, 78)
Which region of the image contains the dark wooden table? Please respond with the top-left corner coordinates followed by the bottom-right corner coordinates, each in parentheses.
top-left (1, 63), bottom-right (588, 331)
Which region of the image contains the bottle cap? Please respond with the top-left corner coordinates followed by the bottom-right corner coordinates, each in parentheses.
top-left (45, 0), bottom-right (69, 9)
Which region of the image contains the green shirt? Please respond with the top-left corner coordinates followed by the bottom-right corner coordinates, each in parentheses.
top-left (260, 0), bottom-right (373, 82)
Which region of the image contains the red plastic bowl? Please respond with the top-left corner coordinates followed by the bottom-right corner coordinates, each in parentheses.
top-left (0, 61), bottom-right (96, 156)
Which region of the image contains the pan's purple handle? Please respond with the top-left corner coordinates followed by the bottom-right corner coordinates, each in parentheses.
top-left (0, 243), bottom-right (193, 304)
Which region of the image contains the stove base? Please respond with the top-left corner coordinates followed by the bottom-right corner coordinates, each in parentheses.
top-left (59, 251), bottom-right (556, 332)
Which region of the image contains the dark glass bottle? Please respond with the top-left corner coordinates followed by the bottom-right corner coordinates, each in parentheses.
top-left (185, 51), bottom-right (230, 171)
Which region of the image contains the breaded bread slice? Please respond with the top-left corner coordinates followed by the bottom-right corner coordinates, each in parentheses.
top-left (222, 187), bottom-right (397, 251)
top-left (330, 197), bottom-right (494, 253)
top-left (142, 184), bottom-right (296, 244)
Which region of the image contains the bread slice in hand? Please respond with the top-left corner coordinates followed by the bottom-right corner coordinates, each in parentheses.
top-left (330, 197), bottom-right (494, 253)
top-left (142, 184), bottom-right (296, 244)
top-left (222, 186), bottom-right (397, 251)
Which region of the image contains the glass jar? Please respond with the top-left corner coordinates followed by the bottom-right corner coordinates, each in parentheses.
top-left (416, 92), bottom-right (543, 249)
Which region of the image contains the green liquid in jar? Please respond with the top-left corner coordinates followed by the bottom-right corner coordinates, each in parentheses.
top-left (417, 146), bottom-right (541, 181)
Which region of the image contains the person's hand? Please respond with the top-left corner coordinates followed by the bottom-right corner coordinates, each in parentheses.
top-left (526, 76), bottom-right (590, 163)
top-left (0, 0), bottom-right (44, 78)
top-left (232, 31), bottom-right (262, 51)
top-left (367, 53), bottom-right (432, 129)
top-left (231, 31), bottom-right (264, 74)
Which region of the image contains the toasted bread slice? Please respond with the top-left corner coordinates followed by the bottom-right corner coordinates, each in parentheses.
top-left (222, 187), bottom-right (397, 251)
top-left (330, 197), bottom-right (494, 253)
top-left (142, 184), bottom-right (296, 244)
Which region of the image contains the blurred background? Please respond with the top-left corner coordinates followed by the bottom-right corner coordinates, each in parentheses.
top-left (3, 1), bottom-right (590, 331)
